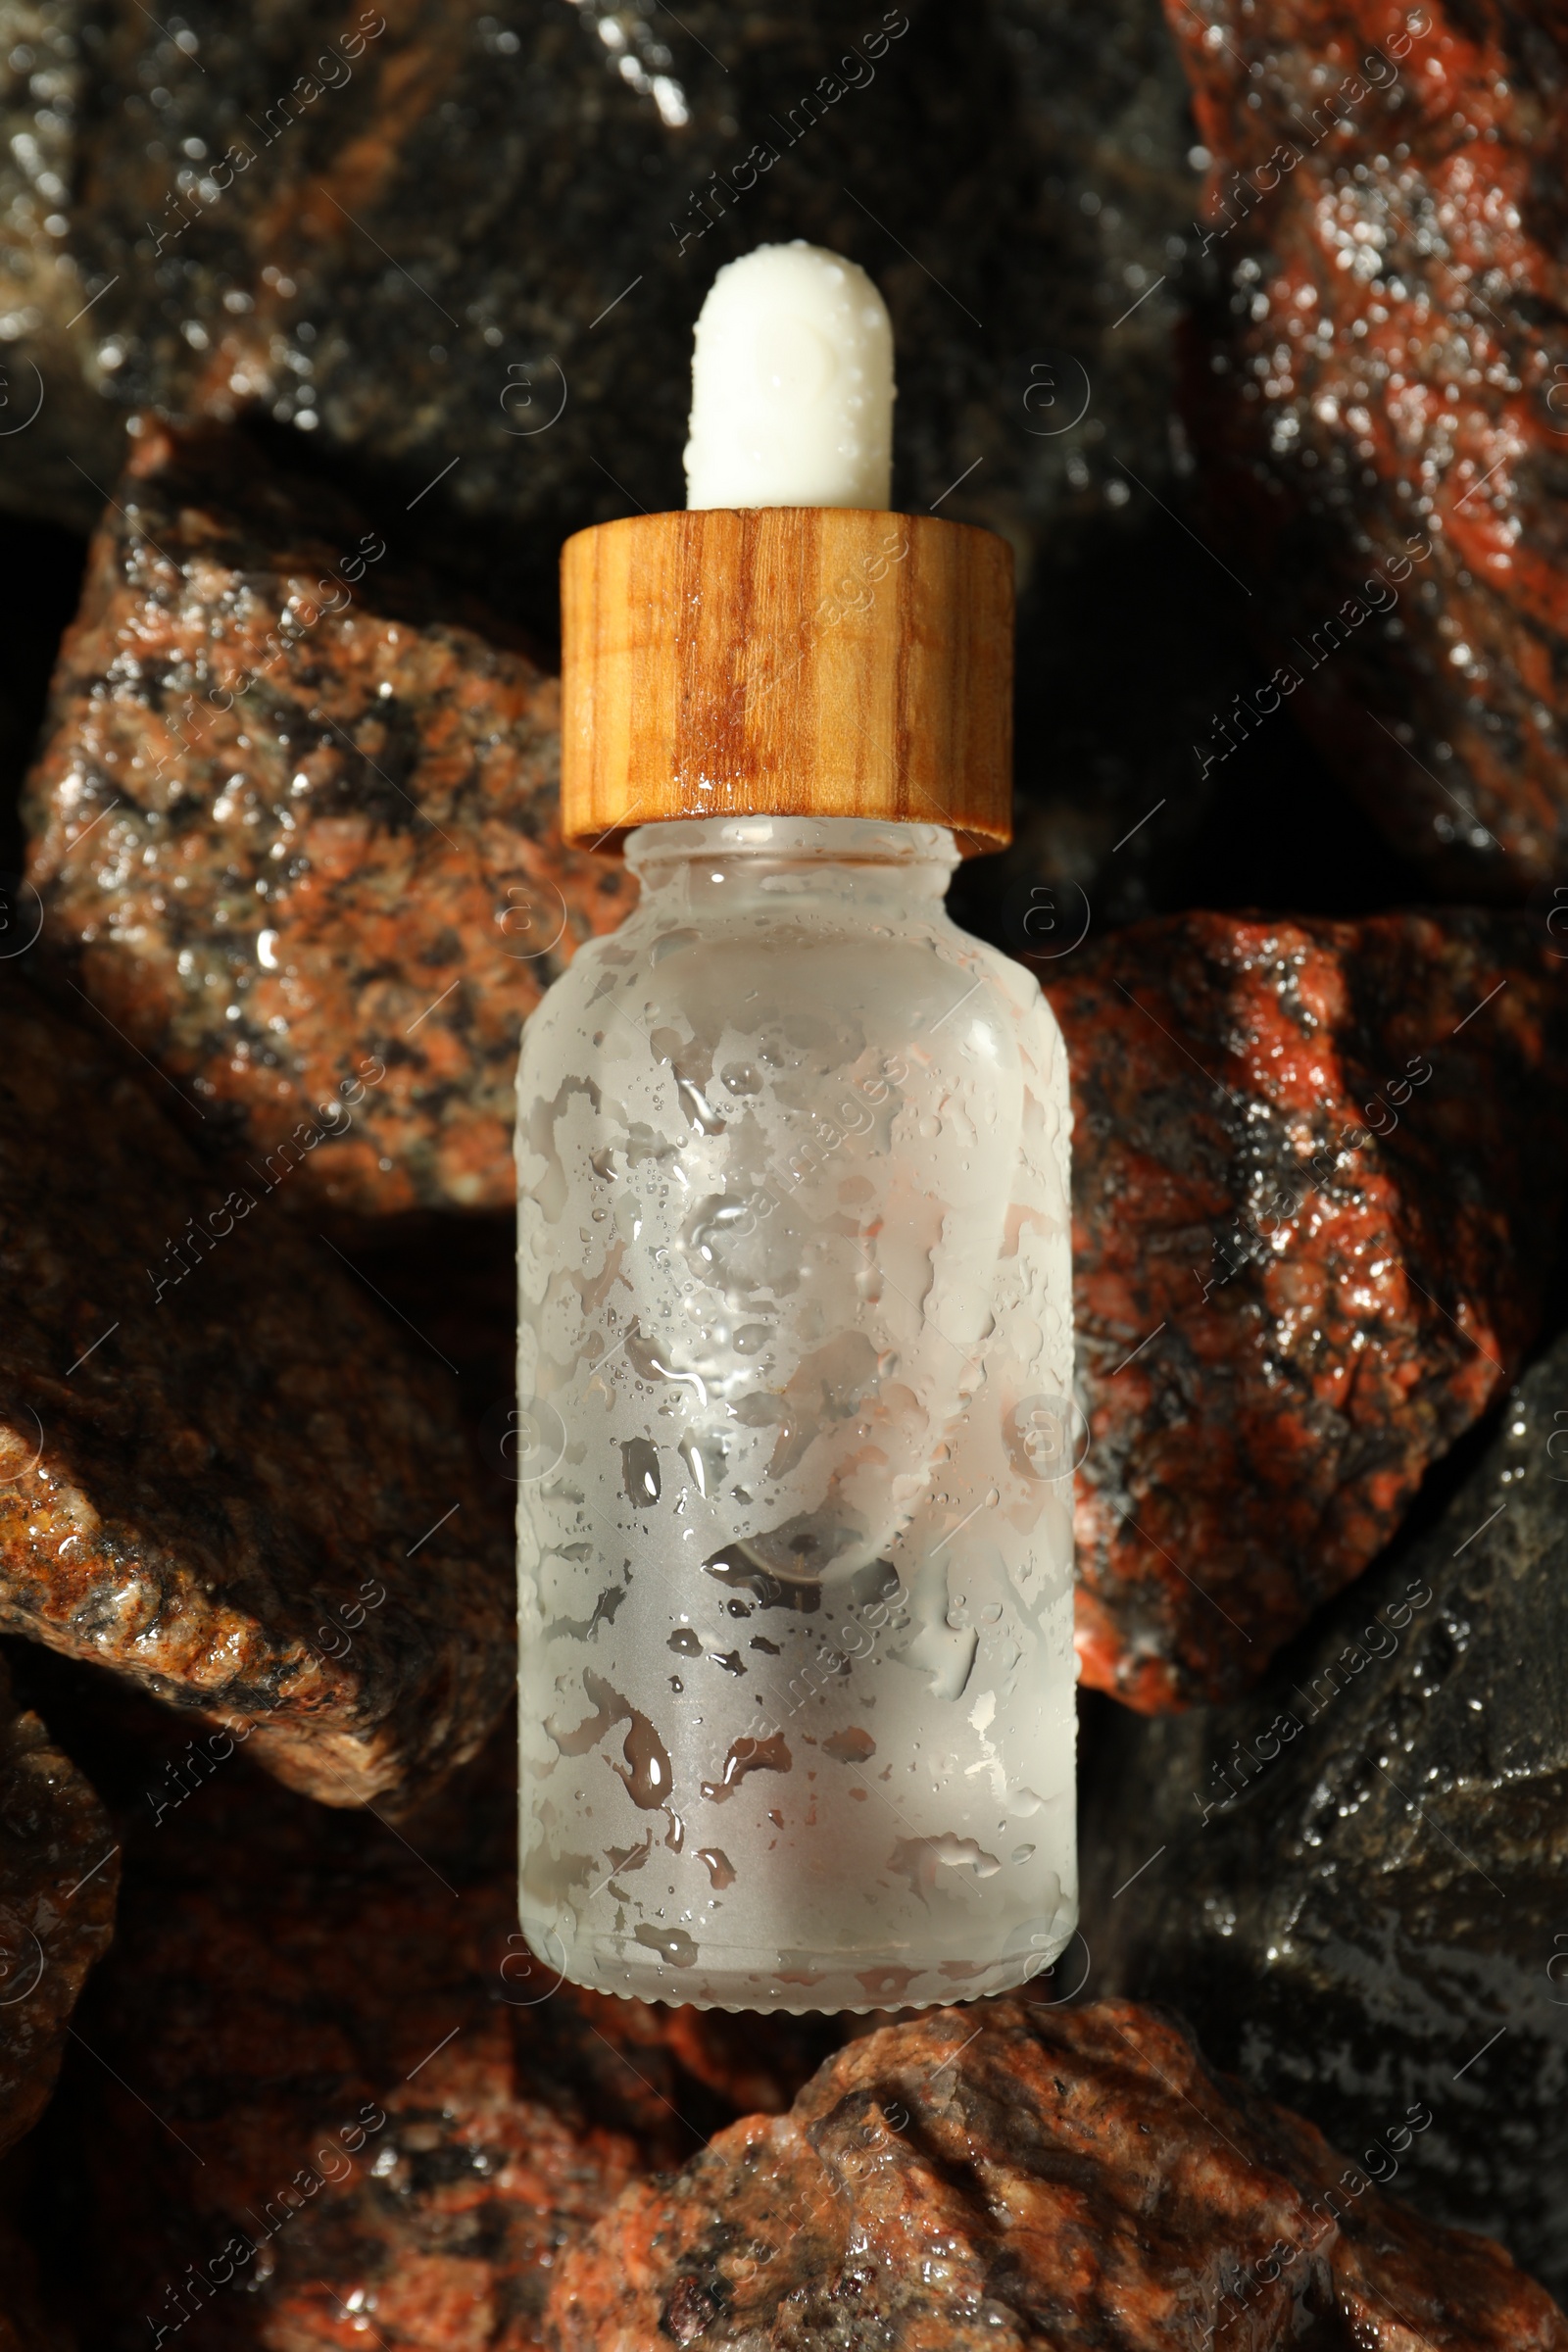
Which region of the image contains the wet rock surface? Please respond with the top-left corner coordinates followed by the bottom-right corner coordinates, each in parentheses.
top-left (548, 1992), bottom-right (1564, 2349)
top-left (0, 0), bottom-right (1565, 2335)
top-left (0, 1651), bottom-right (116, 2164)
top-left (1082, 1328), bottom-right (1568, 2299)
top-left (20, 1685), bottom-right (837, 2351)
top-left (0, 0), bottom-right (1306, 921)
top-left (17, 414), bottom-right (1401, 1241)
top-left (0, 968), bottom-right (512, 1807)
top-left (23, 419), bottom-right (630, 1216)
top-left (1043, 906), bottom-right (1568, 1708)
top-left (0, 0), bottom-right (1190, 574)
top-left (1167, 0), bottom-right (1568, 893)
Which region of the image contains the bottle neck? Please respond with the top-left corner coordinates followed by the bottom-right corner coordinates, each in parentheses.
top-left (623, 815), bottom-right (959, 915)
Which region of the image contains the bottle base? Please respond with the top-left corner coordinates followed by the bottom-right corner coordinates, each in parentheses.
top-left (515, 1914), bottom-right (1080, 2016)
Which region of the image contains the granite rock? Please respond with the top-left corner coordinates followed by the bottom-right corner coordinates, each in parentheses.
top-left (1082, 1327), bottom-right (1568, 2299)
top-left (0, 0), bottom-right (1271, 918)
top-left (23, 418), bottom-right (631, 1216)
top-left (1166, 0), bottom-right (1568, 893)
top-left (0, 0), bottom-right (1192, 575)
top-left (0, 969), bottom-right (512, 1807)
top-left (1042, 906), bottom-right (1568, 1708)
top-left (0, 1651), bottom-right (116, 2165)
top-left (548, 1992), bottom-right (1565, 2349)
top-left (0, 0), bottom-right (126, 536)
top-left (41, 1699), bottom-right (837, 2351)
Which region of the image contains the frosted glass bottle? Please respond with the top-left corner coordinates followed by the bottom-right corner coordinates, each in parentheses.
top-left (514, 813), bottom-right (1076, 2013)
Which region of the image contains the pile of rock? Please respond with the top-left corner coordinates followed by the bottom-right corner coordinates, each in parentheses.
top-left (1, 0), bottom-right (1565, 2343)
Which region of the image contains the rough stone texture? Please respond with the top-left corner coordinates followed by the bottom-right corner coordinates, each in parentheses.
top-left (0, 1652), bottom-right (116, 2165)
top-left (1167, 0), bottom-right (1568, 894)
top-left (0, 0), bottom-right (1291, 922)
top-left (1041, 906), bottom-right (1568, 1710)
top-left (0, 968), bottom-right (512, 1808)
top-left (23, 419), bottom-right (631, 1216)
top-left (548, 1993), bottom-right (1564, 2349)
top-left (0, 0), bottom-right (1191, 569)
top-left (43, 1698), bottom-right (838, 2351)
top-left (1082, 1326), bottom-right (1568, 2302)
top-left (0, 0), bottom-right (127, 536)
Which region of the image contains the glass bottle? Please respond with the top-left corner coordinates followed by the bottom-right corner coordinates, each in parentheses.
top-left (514, 811), bottom-right (1076, 2012)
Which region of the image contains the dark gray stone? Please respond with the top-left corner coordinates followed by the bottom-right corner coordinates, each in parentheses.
top-left (0, 0), bottom-right (1192, 566)
top-left (1082, 1329), bottom-right (1568, 2298)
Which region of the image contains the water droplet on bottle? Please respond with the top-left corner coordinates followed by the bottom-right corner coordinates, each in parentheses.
top-left (620, 1438), bottom-right (661, 1506)
top-left (633, 1922), bottom-right (698, 1967)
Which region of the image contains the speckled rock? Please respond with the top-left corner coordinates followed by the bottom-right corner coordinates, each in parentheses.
top-left (0, 0), bottom-right (127, 535)
top-left (1083, 1325), bottom-right (1568, 2303)
top-left (1167, 0), bottom-right (1568, 892)
top-left (0, 0), bottom-right (1191, 561)
top-left (1041, 906), bottom-right (1568, 1709)
top-left (0, 969), bottom-right (512, 1808)
top-left (547, 1993), bottom-right (1565, 2349)
top-left (0, 0), bottom-right (1269, 919)
top-left (23, 418), bottom-right (631, 1215)
top-left (46, 1702), bottom-right (836, 2352)
top-left (0, 1651), bottom-right (116, 2166)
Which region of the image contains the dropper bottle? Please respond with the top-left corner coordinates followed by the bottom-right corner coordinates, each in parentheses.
top-left (515, 241), bottom-right (1076, 2013)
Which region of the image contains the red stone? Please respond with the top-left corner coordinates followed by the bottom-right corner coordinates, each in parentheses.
top-left (1041, 908), bottom-right (1568, 1708)
top-left (548, 1994), bottom-right (1564, 2348)
top-left (0, 973), bottom-right (512, 1807)
top-left (53, 1711), bottom-right (836, 2349)
top-left (1166, 0), bottom-right (1568, 889)
top-left (23, 421), bottom-right (633, 1217)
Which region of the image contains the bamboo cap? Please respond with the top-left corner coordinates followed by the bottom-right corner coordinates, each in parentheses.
top-left (558, 507), bottom-right (1013, 857)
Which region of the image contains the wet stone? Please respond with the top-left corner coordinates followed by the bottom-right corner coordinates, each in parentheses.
top-left (0, 0), bottom-right (1192, 588)
top-left (0, 0), bottom-right (1264, 922)
top-left (0, 969), bottom-right (512, 1808)
top-left (1167, 0), bottom-right (1568, 893)
top-left (0, 1650), bottom-right (116, 2166)
top-left (1041, 906), bottom-right (1568, 1708)
top-left (1082, 1324), bottom-right (1568, 2304)
top-left (41, 1701), bottom-right (838, 2349)
top-left (23, 419), bottom-right (631, 1216)
top-left (548, 1993), bottom-right (1566, 2348)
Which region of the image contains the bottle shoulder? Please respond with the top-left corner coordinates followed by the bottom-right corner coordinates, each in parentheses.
top-left (530, 895), bottom-right (1059, 1059)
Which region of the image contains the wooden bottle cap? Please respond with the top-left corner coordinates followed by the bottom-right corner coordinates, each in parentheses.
top-left (559, 508), bottom-right (1013, 856)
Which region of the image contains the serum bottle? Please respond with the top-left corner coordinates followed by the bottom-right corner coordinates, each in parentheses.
top-left (515, 243), bottom-right (1076, 2013)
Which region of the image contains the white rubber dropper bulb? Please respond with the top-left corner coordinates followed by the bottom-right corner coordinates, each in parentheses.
top-left (682, 241), bottom-right (896, 511)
